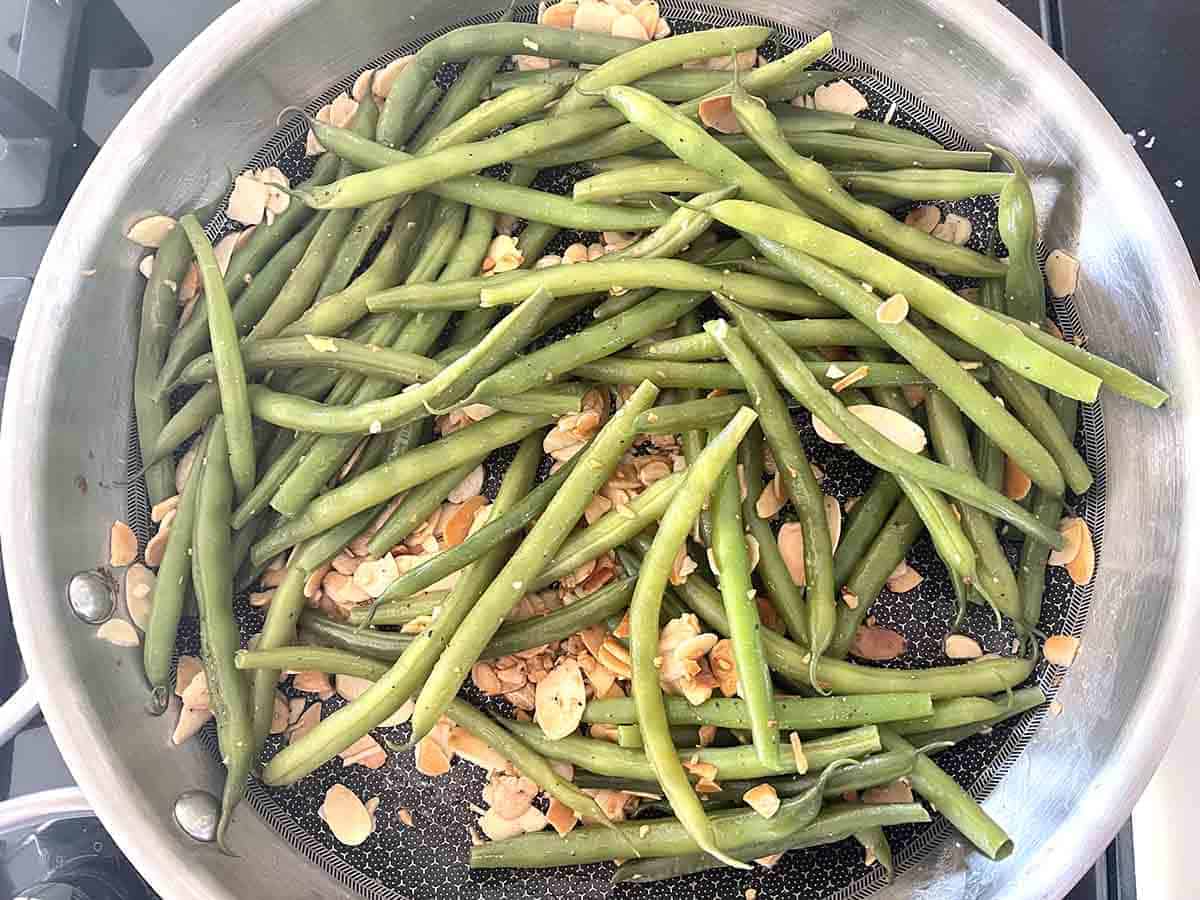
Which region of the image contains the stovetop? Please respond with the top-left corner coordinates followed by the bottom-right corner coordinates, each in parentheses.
top-left (0, 0), bottom-right (1193, 898)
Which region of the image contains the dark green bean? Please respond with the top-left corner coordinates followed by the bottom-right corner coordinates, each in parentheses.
top-left (584, 692), bottom-right (932, 730)
top-left (299, 610), bottom-right (413, 660)
top-left (485, 576), bottom-right (637, 659)
top-left (833, 470), bottom-right (903, 587)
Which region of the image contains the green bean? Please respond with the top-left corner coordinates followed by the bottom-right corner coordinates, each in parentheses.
top-left (633, 534), bottom-right (1036, 696)
top-left (989, 145), bottom-right (1045, 323)
top-left (713, 202), bottom-right (1100, 402)
top-left (905, 687), bottom-right (1047, 748)
top-left (730, 88), bottom-right (1005, 278)
top-left (717, 298), bottom-right (1060, 546)
top-left (316, 198), bottom-right (401, 303)
top-left (134, 192), bottom-right (224, 503)
top-left (410, 381), bottom-right (661, 744)
top-left (250, 412), bottom-right (552, 565)
top-left (627, 406), bottom-right (758, 868)
top-left (706, 319), bottom-right (836, 688)
top-left (628, 316), bottom-right (983, 363)
top-left (189, 421), bottom-right (252, 852)
top-left (262, 434), bottom-right (543, 786)
top-left (530, 472), bottom-right (683, 590)
top-left (632, 128), bottom-right (994, 171)
top-left (143, 429), bottom-right (211, 711)
top-left (340, 591), bottom-right (450, 626)
top-left (833, 470), bottom-right (903, 587)
top-left (634, 393), bottom-right (743, 434)
top-left (709, 443), bottom-right (778, 765)
top-left (611, 185), bottom-right (739, 261)
top-left (614, 801), bottom-right (928, 881)
top-left (364, 460), bottom-right (482, 561)
top-left (830, 167), bottom-right (1013, 201)
top-left (505, 720), bottom-right (878, 783)
top-left (855, 826), bottom-right (895, 882)
top-left (489, 67), bottom-right (851, 104)
top-left (737, 239), bottom-right (1067, 499)
top-left (616, 724), bottom-right (717, 749)
top-left (925, 388), bottom-right (1023, 625)
top-left (178, 216), bottom-right (256, 501)
top-left (739, 426), bottom-right (808, 641)
top-left (584, 692), bottom-right (932, 730)
top-left (485, 575), bottom-right (637, 659)
top-left (989, 365), bottom-right (1092, 495)
top-left (1019, 393), bottom-right (1078, 626)
top-left (377, 24), bottom-right (648, 146)
top-left (878, 727), bottom-right (1013, 860)
top-left (237, 645), bottom-right (387, 679)
top-left (890, 694), bottom-right (1028, 736)
top-left (366, 452), bottom-right (581, 606)
top-left (979, 308), bottom-right (1167, 408)
top-left (299, 609), bottom-right (414, 660)
top-left (773, 107), bottom-right (943, 150)
top-left (307, 117), bottom-right (673, 231)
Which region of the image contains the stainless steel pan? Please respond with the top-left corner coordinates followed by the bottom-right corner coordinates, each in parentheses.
top-left (3, 1), bottom-right (1199, 898)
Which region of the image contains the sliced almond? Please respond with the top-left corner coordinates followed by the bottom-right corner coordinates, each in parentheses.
top-left (109, 520), bottom-right (137, 566)
top-left (535, 658), bottom-right (587, 739)
top-left (824, 495), bottom-right (842, 553)
top-left (1003, 457), bottom-right (1032, 501)
top-left (811, 413), bottom-right (843, 445)
top-left (1048, 517), bottom-right (1086, 566)
top-left (944, 634), bottom-right (983, 659)
top-left (381, 697), bottom-right (415, 729)
top-left (125, 563), bottom-right (156, 630)
top-left (812, 80), bottom-right (869, 115)
top-left (126, 215), bottom-right (176, 248)
top-left (335, 674), bottom-right (374, 702)
top-left (653, 16), bottom-right (671, 38)
top-left (610, 11), bottom-right (649, 39)
top-left (789, 732), bottom-right (808, 774)
top-left (540, 1), bottom-right (578, 28)
top-left (698, 94), bottom-right (741, 134)
top-left (448, 464), bottom-right (486, 504)
top-left (489, 773), bottom-right (539, 820)
top-left (756, 474), bottom-right (786, 519)
top-left (172, 704), bottom-right (213, 744)
top-left (339, 733), bottom-right (387, 770)
top-left (270, 692), bottom-right (290, 735)
top-left (777, 522), bottom-right (806, 586)
top-left (227, 174), bottom-right (270, 226)
top-left (875, 293), bottom-right (910, 325)
top-left (150, 494), bottom-right (180, 522)
top-left (293, 670), bottom-right (334, 698)
top-left (933, 213), bottom-right (972, 245)
top-left (448, 726), bottom-right (510, 771)
top-left (669, 544), bottom-right (698, 586)
top-left (1065, 519), bottom-right (1095, 585)
top-left (863, 778), bottom-right (914, 805)
top-left (479, 806), bottom-right (547, 840)
top-left (904, 205), bottom-right (942, 234)
top-left (1045, 634), bottom-right (1080, 667)
top-left (1046, 249), bottom-right (1080, 298)
top-left (886, 560), bottom-right (923, 593)
top-left (573, 0), bottom-right (619, 33)
top-left (287, 700), bottom-right (322, 743)
top-left (138, 254), bottom-right (156, 278)
top-left (351, 68), bottom-right (375, 101)
top-left (840, 404), bottom-right (927, 453)
top-left (562, 241), bottom-right (590, 265)
top-left (415, 733), bottom-right (452, 777)
top-left (742, 783), bottom-right (781, 819)
top-left (144, 527), bottom-right (169, 567)
top-left (850, 626), bottom-right (907, 661)
top-left (513, 54), bottom-right (557, 71)
top-left (175, 656), bottom-right (203, 697)
top-left (546, 798), bottom-right (579, 835)
top-left (352, 553), bottom-right (400, 598)
top-left (902, 384), bottom-right (927, 408)
top-left (373, 55), bottom-right (414, 100)
top-left (97, 618), bottom-right (140, 647)
top-left (320, 784), bottom-right (374, 846)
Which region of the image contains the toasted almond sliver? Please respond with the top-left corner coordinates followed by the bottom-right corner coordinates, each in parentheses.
top-left (1048, 517), bottom-right (1086, 566)
top-left (144, 527), bottom-right (170, 567)
top-left (340, 733), bottom-right (388, 770)
top-left (573, 0), bottom-right (619, 33)
top-left (851, 625), bottom-right (907, 661)
top-left (448, 726), bottom-right (510, 771)
top-left (789, 732), bottom-right (808, 774)
top-left (1046, 249), bottom-right (1080, 298)
top-left (172, 704), bottom-right (213, 744)
top-left (777, 522), bottom-right (806, 586)
top-left (415, 733), bottom-right (452, 777)
top-left (875, 293), bottom-right (910, 325)
top-left (811, 412), bottom-right (842, 445)
top-left (97, 618), bottom-right (140, 647)
top-left (812, 80), bottom-right (869, 115)
top-left (1065, 519), bottom-right (1095, 585)
top-left (844, 404), bottom-right (927, 452)
top-left (535, 658), bottom-right (587, 739)
top-left (293, 670), bottom-right (334, 698)
top-left (743, 783), bottom-right (781, 819)
top-left (831, 364), bottom-right (871, 393)
top-left (151, 494), bottom-right (180, 522)
top-left (320, 784), bottom-right (374, 846)
top-left (373, 55), bottom-right (414, 100)
top-left (1045, 634), bottom-right (1080, 667)
top-left (175, 656), bottom-right (203, 697)
top-left (109, 520), bottom-right (137, 567)
top-left (944, 634), bottom-right (983, 659)
top-left (540, 1), bottom-right (579, 28)
top-left (904, 205), bottom-right (942, 234)
top-left (125, 563), bottom-right (156, 630)
top-left (546, 798), bottom-right (579, 835)
top-left (933, 213), bottom-right (973, 246)
top-left (863, 778), bottom-right (914, 805)
top-left (270, 692), bottom-right (290, 735)
top-left (351, 68), bottom-right (375, 101)
top-left (448, 464), bottom-right (486, 504)
top-left (610, 11), bottom-right (649, 39)
top-left (1003, 457), bottom-right (1032, 501)
top-left (697, 94), bottom-right (742, 134)
top-left (352, 553), bottom-right (400, 598)
top-left (824, 495), bottom-right (842, 553)
top-left (886, 560), bottom-right (923, 593)
top-left (126, 215), bottom-right (176, 248)
top-left (227, 175), bottom-right (269, 226)
top-left (335, 674), bottom-right (374, 702)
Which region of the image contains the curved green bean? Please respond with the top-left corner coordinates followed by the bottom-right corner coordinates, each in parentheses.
top-left (990, 145), bottom-right (1045, 323)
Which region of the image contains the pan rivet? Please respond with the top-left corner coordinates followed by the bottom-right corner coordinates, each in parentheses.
top-left (66, 570), bottom-right (116, 624)
top-left (174, 790), bottom-right (219, 842)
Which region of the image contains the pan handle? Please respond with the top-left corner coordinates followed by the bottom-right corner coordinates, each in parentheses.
top-left (0, 787), bottom-right (92, 835)
top-left (0, 679), bottom-right (39, 747)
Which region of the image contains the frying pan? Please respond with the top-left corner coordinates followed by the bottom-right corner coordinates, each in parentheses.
top-left (2, 1), bottom-right (1199, 899)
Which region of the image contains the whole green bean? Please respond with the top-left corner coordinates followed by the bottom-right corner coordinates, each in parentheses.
top-left (134, 191), bottom-right (224, 503)
top-left (249, 412), bottom-right (552, 565)
top-left (905, 687), bottom-right (1047, 748)
top-left (706, 319), bottom-right (836, 686)
top-left (739, 426), bottom-right (808, 641)
top-left (307, 117), bottom-right (673, 231)
top-left (316, 198), bottom-right (402, 303)
top-left (364, 459), bottom-right (483, 561)
top-left (584, 693), bottom-right (933, 730)
top-left (262, 434), bottom-right (543, 785)
top-left (925, 388), bottom-right (1023, 625)
top-left (855, 826), bottom-right (895, 882)
top-left (237, 645), bottom-right (388, 680)
top-left (833, 470), bottom-right (903, 587)
top-left (990, 145), bottom-right (1046, 323)
top-left (530, 472), bottom-right (683, 590)
top-left (891, 694), bottom-right (1026, 736)
top-left (485, 575), bottom-right (637, 659)
top-left (635, 393), bottom-right (744, 434)
top-left (179, 215), bottom-right (256, 501)
top-left (299, 609), bottom-right (414, 660)
top-left (342, 591), bottom-right (449, 626)
top-left (831, 167), bottom-right (1012, 201)
top-left (632, 534), bottom-right (1036, 696)
top-left (627, 405), bottom-right (758, 869)
top-left (1019, 392), bottom-right (1079, 626)
top-left (990, 365), bottom-right (1092, 495)
top-left (709, 444), bottom-right (778, 765)
top-left (190, 422), bottom-right (252, 852)
top-left (143, 429), bottom-right (211, 711)
top-left (879, 727), bottom-right (1013, 860)
top-left (773, 106), bottom-right (943, 149)
top-left (715, 203), bottom-right (1100, 402)
top-left (716, 298), bottom-right (1061, 545)
top-left (730, 88), bottom-right (1006, 278)
top-left (410, 381), bottom-right (661, 745)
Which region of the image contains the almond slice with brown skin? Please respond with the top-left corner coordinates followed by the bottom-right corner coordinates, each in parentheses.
top-left (546, 798), bottom-right (579, 835)
top-left (150, 494), bottom-right (180, 522)
top-left (885, 560), bottom-right (923, 593)
top-left (944, 634), bottom-right (983, 659)
top-left (850, 626), bottom-right (907, 661)
top-left (1048, 517), bottom-right (1086, 566)
top-left (448, 727), bottom-right (510, 772)
top-left (755, 474), bottom-right (786, 519)
top-left (340, 733), bottom-right (388, 770)
top-left (535, 658), bottom-right (587, 739)
top-left (824, 495), bottom-right (842, 553)
top-left (863, 778), bottom-right (914, 804)
top-left (742, 783), bottom-right (781, 818)
top-left (777, 522), bottom-right (806, 586)
top-left (1065, 520), bottom-right (1095, 585)
top-left (125, 563), bottom-right (156, 630)
top-left (97, 618), bottom-right (140, 647)
top-left (175, 656), bottom-right (203, 697)
top-left (109, 521), bottom-right (137, 567)
top-left (812, 80), bottom-right (869, 115)
top-left (1003, 457), bottom-right (1032, 501)
top-left (698, 95), bottom-right (741, 134)
top-left (904, 205), bottom-right (941, 234)
top-left (320, 784), bottom-right (374, 846)
top-left (1046, 249), bottom-right (1080, 298)
top-left (415, 733), bottom-right (452, 777)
